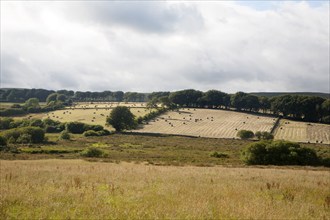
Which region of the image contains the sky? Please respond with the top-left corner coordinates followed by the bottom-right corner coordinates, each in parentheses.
top-left (1, 0), bottom-right (329, 93)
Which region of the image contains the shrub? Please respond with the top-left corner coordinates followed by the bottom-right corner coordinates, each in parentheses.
top-left (59, 130), bottom-right (70, 140)
top-left (19, 127), bottom-right (45, 143)
top-left (255, 131), bottom-right (274, 140)
top-left (0, 136), bottom-right (7, 150)
top-left (16, 133), bottom-right (32, 144)
top-left (81, 147), bottom-right (105, 158)
top-left (45, 125), bottom-right (58, 133)
top-left (210, 151), bottom-right (229, 158)
top-left (237, 130), bottom-right (254, 139)
top-left (322, 116), bottom-right (330, 124)
top-left (241, 141), bottom-right (320, 166)
top-left (0, 117), bottom-right (14, 129)
top-left (97, 129), bottom-right (111, 136)
top-left (0, 136), bottom-right (7, 146)
top-left (84, 124), bottom-right (104, 132)
top-left (83, 130), bottom-right (99, 137)
top-left (29, 119), bottom-right (44, 128)
top-left (66, 122), bottom-right (86, 134)
top-left (0, 108), bottom-right (26, 117)
top-left (0, 126), bottom-right (45, 144)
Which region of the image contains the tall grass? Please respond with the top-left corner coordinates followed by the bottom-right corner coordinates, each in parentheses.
top-left (1, 159), bottom-right (329, 219)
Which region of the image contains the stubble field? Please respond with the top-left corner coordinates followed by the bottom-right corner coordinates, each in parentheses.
top-left (134, 108), bottom-right (277, 139)
top-left (1, 159), bottom-right (329, 219)
top-left (11, 102), bottom-right (153, 128)
top-left (274, 119), bottom-right (330, 144)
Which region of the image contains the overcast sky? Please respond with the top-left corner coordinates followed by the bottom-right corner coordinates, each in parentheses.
top-left (1, 1), bottom-right (329, 93)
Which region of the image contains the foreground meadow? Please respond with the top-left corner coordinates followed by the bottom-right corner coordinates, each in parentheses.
top-left (0, 160), bottom-right (329, 219)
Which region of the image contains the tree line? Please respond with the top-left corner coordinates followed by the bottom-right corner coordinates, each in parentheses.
top-left (153, 89), bottom-right (329, 124)
top-left (1, 88), bottom-right (329, 123)
top-left (0, 89), bottom-right (148, 102)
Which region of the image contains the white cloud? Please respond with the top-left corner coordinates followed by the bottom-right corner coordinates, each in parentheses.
top-left (1, 1), bottom-right (329, 93)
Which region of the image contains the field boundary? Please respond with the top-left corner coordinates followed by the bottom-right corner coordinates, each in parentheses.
top-left (270, 117), bottom-right (281, 134)
top-left (122, 131), bottom-right (200, 139)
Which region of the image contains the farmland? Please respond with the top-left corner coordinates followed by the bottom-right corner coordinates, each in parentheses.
top-left (10, 102), bottom-right (154, 128)
top-left (133, 108), bottom-right (277, 139)
top-left (1, 159), bottom-right (329, 219)
top-left (43, 107), bottom-right (152, 127)
top-left (7, 104), bottom-right (330, 144)
top-left (274, 119), bottom-right (330, 144)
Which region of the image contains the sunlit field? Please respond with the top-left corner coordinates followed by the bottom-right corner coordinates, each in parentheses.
top-left (274, 119), bottom-right (330, 144)
top-left (0, 160), bottom-right (329, 219)
top-left (134, 108), bottom-right (277, 139)
top-left (9, 102), bottom-right (155, 128)
top-left (42, 107), bottom-right (153, 127)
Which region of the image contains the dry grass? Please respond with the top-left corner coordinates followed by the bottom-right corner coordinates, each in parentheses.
top-left (10, 102), bottom-right (154, 129)
top-left (134, 108), bottom-right (276, 138)
top-left (42, 108), bottom-right (153, 128)
top-left (73, 102), bottom-right (148, 109)
top-left (0, 159), bottom-right (329, 219)
top-left (275, 119), bottom-right (330, 144)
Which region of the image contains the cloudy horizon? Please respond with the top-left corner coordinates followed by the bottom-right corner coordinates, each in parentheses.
top-left (1, 1), bottom-right (329, 93)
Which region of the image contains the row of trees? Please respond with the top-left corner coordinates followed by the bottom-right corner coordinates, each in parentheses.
top-left (1, 88), bottom-right (329, 123)
top-left (150, 89), bottom-right (329, 123)
top-left (0, 92), bottom-right (73, 117)
top-left (0, 89), bottom-right (148, 102)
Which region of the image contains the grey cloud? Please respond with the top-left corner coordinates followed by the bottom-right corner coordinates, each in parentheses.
top-left (70, 2), bottom-right (204, 33)
top-left (1, 1), bottom-right (329, 93)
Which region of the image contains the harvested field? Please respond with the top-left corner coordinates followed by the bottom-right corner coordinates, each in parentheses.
top-left (134, 108), bottom-right (277, 139)
top-left (41, 108), bottom-right (153, 127)
top-left (9, 102), bottom-right (154, 128)
top-left (274, 119), bottom-right (330, 144)
top-left (73, 102), bottom-right (147, 109)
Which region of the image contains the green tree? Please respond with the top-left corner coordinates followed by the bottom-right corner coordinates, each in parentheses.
top-left (56, 94), bottom-right (67, 102)
top-left (24, 98), bottom-right (40, 109)
top-left (46, 93), bottom-right (58, 104)
top-left (255, 131), bottom-right (274, 140)
top-left (59, 130), bottom-right (70, 140)
top-left (107, 106), bottom-right (136, 132)
top-left (237, 130), bottom-right (254, 139)
top-left (241, 141), bottom-right (320, 166)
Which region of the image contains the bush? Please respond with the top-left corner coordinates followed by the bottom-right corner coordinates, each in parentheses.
top-left (322, 116), bottom-right (330, 124)
top-left (44, 119), bottom-right (65, 133)
top-left (59, 130), bottom-right (70, 140)
top-left (255, 131), bottom-right (274, 140)
top-left (237, 130), bottom-right (254, 139)
top-left (0, 136), bottom-right (7, 146)
top-left (29, 119), bottom-right (44, 128)
top-left (66, 122), bottom-right (86, 134)
top-left (83, 130), bottom-right (99, 137)
top-left (241, 141), bottom-right (320, 166)
top-left (1, 126), bottom-right (45, 144)
top-left (97, 129), bottom-right (111, 136)
top-left (0, 108), bottom-right (26, 117)
top-left (80, 147), bottom-right (105, 157)
top-left (86, 125), bottom-right (104, 132)
top-left (0, 136), bottom-right (7, 150)
top-left (210, 151), bottom-right (229, 158)
top-left (0, 117), bottom-right (14, 129)
top-left (16, 133), bottom-right (32, 144)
